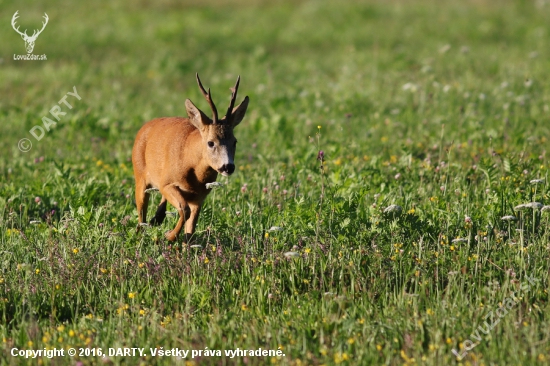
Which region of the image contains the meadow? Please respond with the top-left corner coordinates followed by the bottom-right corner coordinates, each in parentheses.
top-left (1, 0), bottom-right (550, 364)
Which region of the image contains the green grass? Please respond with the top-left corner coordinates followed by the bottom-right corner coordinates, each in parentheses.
top-left (1, 0), bottom-right (550, 364)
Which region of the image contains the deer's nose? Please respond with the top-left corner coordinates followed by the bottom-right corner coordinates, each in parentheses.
top-left (219, 163), bottom-right (235, 175)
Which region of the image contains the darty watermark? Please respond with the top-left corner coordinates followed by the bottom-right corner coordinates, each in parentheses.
top-left (17, 86), bottom-right (81, 152)
top-left (452, 274), bottom-right (538, 360)
top-left (11, 11), bottom-right (48, 60)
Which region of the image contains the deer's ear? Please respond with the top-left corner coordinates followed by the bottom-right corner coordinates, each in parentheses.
top-left (185, 99), bottom-right (211, 130)
top-left (231, 96), bottom-right (249, 128)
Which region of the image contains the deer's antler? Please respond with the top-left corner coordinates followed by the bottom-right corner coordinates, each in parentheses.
top-left (30, 13), bottom-right (49, 39)
top-left (196, 73), bottom-right (219, 124)
top-left (225, 76), bottom-right (240, 121)
top-left (11, 11), bottom-right (28, 37)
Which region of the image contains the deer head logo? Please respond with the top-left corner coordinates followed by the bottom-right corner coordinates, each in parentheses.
top-left (11, 11), bottom-right (49, 54)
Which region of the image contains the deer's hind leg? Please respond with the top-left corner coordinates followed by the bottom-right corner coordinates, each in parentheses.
top-left (149, 196), bottom-right (167, 226)
top-left (135, 179), bottom-right (150, 232)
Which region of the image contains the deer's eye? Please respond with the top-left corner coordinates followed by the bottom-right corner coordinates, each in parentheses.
top-left (208, 141), bottom-right (215, 148)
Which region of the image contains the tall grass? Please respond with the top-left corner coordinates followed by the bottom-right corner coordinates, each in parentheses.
top-left (1, 0), bottom-right (549, 364)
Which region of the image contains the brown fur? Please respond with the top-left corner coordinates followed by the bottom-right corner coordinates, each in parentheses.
top-left (132, 75), bottom-right (249, 242)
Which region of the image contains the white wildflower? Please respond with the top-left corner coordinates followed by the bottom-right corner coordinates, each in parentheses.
top-left (501, 215), bottom-right (517, 221)
top-left (421, 65), bottom-right (432, 73)
top-left (206, 182), bottom-right (224, 189)
top-left (268, 226), bottom-right (283, 232)
top-left (515, 202), bottom-right (543, 210)
top-left (439, 44), bottom-right (451, 54)
top-left (384, 205), bottom-right (402, 213)
top-left (402, 83), bottom-right (418, 92)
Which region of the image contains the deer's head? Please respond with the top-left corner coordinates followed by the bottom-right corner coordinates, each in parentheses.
top-left (11, 11), bottom-right (49, 54)
top-left (185, 74), bottom-right (249, 177)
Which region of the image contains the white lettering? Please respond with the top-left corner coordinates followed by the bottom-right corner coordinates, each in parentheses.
top-left (67, 86), bottom-right (82, 100)
top-left (30, 126), bottom-right (45, 140)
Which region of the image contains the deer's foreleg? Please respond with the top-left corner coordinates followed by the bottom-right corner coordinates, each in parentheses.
top-left (161, 185), bottom-right (190, 242)
top-left (183, 203), bottom-right (202, 243)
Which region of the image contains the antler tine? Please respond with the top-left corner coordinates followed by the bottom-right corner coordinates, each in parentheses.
top-left (225, 75), bottom-right (240, 121)
top-left (33, 13), bottom-right (49, 38)
top-left (11, 11), bottom-right (28, 37)
top-left (196, 73), bottom-right (218, 124)
top-left (11, 11), bottom-right (19, 25)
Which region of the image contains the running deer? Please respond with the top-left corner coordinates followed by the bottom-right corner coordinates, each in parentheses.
top-left (132, 74), bottom-right (249, 242)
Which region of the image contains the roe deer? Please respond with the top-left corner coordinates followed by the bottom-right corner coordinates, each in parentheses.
top-left (132, 74), bottom-right (249, 242)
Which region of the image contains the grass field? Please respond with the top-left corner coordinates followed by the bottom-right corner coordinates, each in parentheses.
top-left (1, 0), bottom-right (550, 364)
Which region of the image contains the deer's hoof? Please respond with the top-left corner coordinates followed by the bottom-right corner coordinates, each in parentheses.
top-left (164, 230), bottom-right (177, 242)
